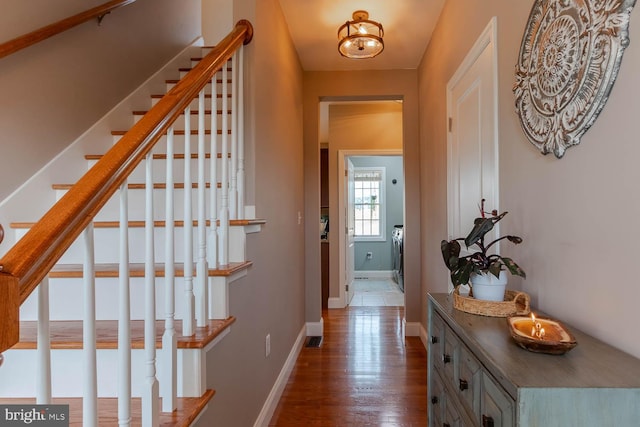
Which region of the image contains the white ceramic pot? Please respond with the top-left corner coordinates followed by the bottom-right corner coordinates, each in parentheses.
top-left (471, 270), bottom-right (507, 301)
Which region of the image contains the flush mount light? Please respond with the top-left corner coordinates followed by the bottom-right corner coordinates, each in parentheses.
top-left (338, 10), bottom-right (384, 59)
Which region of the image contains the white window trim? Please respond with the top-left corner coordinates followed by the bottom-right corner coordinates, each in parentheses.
top-left (354, 166), bottom-right (386, 242)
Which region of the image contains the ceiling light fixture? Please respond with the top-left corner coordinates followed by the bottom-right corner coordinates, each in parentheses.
top-left (338, 10), bottom-right (384, 59)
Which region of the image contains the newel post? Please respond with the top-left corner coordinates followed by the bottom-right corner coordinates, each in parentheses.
top-left (0, 272), bottom-right (20, 355)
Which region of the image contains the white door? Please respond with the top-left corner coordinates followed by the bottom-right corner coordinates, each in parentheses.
top-left (447, 18), bottom-right (499, 260)
top-left (345, 158), bottom-right (355, 305)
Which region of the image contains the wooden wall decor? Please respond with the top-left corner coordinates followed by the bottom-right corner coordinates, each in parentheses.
top-left (514, 0), bottom-right (636, 158)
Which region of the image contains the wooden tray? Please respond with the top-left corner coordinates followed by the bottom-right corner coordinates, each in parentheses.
top-left (453, 288), bottom-right (530, 317)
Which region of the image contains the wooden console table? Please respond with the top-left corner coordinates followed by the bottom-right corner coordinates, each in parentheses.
top-left (428, 293), bottom-right (640, 426)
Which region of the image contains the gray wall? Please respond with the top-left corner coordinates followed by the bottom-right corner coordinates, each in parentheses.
top-left (418, 0), bottom-right (640, 358)
top-left (199, 0), bottom-right (306, 425)
top-left (351, 155), bottom-right (404, 272)
top-left (0, 0), bottom-right (201, 201)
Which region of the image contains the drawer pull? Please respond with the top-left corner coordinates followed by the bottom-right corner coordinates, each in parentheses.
top-left (431, 336), bottom-right (439, 344)
top-left (443, 424), bottom-right (451, 427)
top-left (459, 379), bottom-right (468, 391)
top-left (442, 354), bottom-right (452, 364)
top-left (482, 415), bottom-right (494, 427)
top-left (431, 396), bottom-right (439, 404)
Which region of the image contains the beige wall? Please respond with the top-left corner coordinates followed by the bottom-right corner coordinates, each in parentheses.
top-left (304, 70), bottom-right (422, 324)
top-left (199, 0), bottom-right (306, 425)
top-left (327, 103), bottom-right (402, 298)
top-left (418, 0), bottom-right (640, 357)
top-left (0, 0), bottom-right (201, 201)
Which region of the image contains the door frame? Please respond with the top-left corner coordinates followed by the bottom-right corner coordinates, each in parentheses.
top-left (337, 149), bottom-right (403, 308)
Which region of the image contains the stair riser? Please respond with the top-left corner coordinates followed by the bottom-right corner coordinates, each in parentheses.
top-left (19, 275), bottom-right (235, 321)
top-left (165, 81), bottom-right (233, 96)
top-left (151, 96), bottom-right (231, 110)
top-left (86, 157), bottom-right (229, 185)
top-left (0, 347), bottom-right (205, 398)
top-left (14, 226), bottom-right (247, 264)
top-left (133, 112), bottom-right (232, 131)
top-left (111, 134), bottom-right (232, 154)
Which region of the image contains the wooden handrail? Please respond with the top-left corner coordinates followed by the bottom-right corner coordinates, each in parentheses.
top-left (0, 19), bottom-right (253, 353)
top-left (0, 0), bottom-right (137, 60)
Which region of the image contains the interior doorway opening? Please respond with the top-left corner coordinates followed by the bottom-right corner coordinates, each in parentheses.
top-left (318, 99), bottom-right (405, 312)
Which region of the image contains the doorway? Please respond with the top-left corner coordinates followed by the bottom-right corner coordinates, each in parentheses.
top-left (341, 154), bottom-right (404, 307)
top-left (319, 100), bottom-right (404, 311)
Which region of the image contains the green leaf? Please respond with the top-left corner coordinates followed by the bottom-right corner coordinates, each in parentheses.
top-left (464, 211), bottom-right (506, 247)
top-left (452, 260), bottom-right (475, 286)
top-left (488, 261), bottom-right (501, 278)
top-left (501, 257), bottom-right (526, 278)
top-left (441, 240), bottom-right (461, 271)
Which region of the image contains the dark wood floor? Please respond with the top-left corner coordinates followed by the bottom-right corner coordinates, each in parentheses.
top-left (269, 306), bottom-right (428, 426)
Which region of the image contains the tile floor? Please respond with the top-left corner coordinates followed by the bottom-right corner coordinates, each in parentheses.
top-left (349, 278), bottom-right (404, 307)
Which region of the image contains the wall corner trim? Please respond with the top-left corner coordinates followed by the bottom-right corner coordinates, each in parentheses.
top-left (306, 318), bottom-right (324, 337)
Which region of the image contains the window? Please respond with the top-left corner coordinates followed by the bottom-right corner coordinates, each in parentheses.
top-left (354, 167), bottom-right (386, 241)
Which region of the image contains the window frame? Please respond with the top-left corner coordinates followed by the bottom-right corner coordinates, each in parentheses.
top-left (353, 166), bottom-right (386, 242)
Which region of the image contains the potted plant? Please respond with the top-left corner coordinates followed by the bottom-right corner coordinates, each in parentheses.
top-left (441, 199), bottom-right (526, 301)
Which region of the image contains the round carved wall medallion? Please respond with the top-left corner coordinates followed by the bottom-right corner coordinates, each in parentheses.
top-left (514, 0), bottom-right (636, 158)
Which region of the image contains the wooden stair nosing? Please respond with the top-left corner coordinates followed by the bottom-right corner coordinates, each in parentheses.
top-left (166, 79), bottom-right (232, 84)
top-left (180, 66), bottom-right (232, 72)
top-left (111, 129), bottom-right (231, 136)
top-left (0, 389), bottom-right (215, 427)
top-left (11, 219), bottom-right (264, 229)
top-left (47, 261), bottom-right (253, 278)
top-left (52, 182), bottom-right (221, 190)
top-left (14, 317), bottom-right (236, 350)
top-left (151, 93), bottom-right (231, 99)
top-left (132, 109), bottom-right (231, 116)
top-left (85, 153), bottom-right (231, 161)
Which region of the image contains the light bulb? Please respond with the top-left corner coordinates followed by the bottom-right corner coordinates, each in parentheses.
top-left (358, 24), bottom-right (367, 35)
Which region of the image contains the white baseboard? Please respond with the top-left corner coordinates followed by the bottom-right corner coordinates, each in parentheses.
top-left (328, 297), bottom-right (343, 309)
top-left (403, 320), bottom-right (422, 337)
top-left (306, 318), bottom-right (324, 336)
top-left (353, 270), bottom-right (393, 280)
top-left (253, 325), bottom-right (306, 427)
top-left (419, 323), bottom-right (428, 350)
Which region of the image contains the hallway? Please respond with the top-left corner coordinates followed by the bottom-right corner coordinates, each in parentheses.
top-left (269, 307), bottom-right (427, 426)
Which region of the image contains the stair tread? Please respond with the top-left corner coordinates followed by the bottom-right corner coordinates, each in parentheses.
top-left (151, 93), bottom-right (230, 99)
top-left (111, 129), bottom-right (231, 136)
top-left (11, 219), bottom-right (266, 228)
top-left (166, 79), bottom-right (231, 84)
top-left (47, 261), bottom-right (253, 278)
top-left (0, 389), bottom-right (215, 426)
top-left (14, 317), bottom-right (236, 350)
top-left (132, 109), bottom-right (231, 115)
top-left (9, 218), bottom-right (267, 229)
top-left (52, 183), bottom-right (220, 190)
top-left (85, 153), bottom-right (230, 160)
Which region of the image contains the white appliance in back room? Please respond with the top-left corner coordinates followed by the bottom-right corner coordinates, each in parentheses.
top-left (392, 225), bottom-right (404, 292)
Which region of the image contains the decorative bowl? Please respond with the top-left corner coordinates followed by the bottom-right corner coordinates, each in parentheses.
top-left (507, 315), bottom-right (577, 355)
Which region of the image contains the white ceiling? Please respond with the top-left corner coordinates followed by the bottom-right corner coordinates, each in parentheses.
top-left (278, 0), bottom-right (446, 71)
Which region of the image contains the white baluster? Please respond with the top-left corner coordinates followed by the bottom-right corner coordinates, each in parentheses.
top-left (36, 277), bottom-right (51, 404)
top-left (161, 128), bottom-right (177, 413)
top-left (143, 152), bottom-right (159, 427)
top-left (229, 52), bottom-right (238, 219)
top-left (118, 183), bottom-right (132, 427)
top-left (196, 90), bottom-right (209, 327)
top-left (219, 65), bottom-right (230, 266)
top-left (83, 224), bottom-right (98, 427)
top-left (183, 106), bottom-right (196, 336)
top-left (207, 71), bottom-right (219, 268)
top-left (237, 45), bottom-right (245, 220)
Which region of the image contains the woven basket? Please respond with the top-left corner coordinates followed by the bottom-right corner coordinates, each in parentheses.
top-left (453, 288), bottom-right (530, 317)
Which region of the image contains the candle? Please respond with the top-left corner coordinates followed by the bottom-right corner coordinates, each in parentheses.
top-left (530, 312), bottom-right (545, 340)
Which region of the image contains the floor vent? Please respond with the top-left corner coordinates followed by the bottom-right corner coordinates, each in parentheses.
top-left (305, 336), bottom-right (323, 348)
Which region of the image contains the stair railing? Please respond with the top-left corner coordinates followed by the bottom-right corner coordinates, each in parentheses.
top-left (0, 0), bottom-right (137, 60)
top-left (0, 19), bottom-right (253, 427)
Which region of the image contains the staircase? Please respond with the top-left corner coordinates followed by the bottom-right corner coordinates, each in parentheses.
top-left (0, 21), bottom-right (257, 426)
